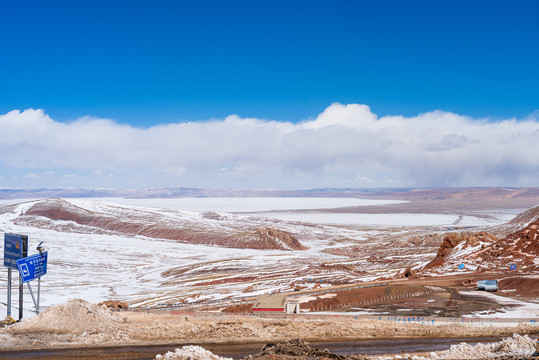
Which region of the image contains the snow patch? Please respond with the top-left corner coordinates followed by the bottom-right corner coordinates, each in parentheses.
top-left (155, 345), bottom-right (232, 360)
top-left (460, 291), bottom-right (539, 318)
top-left (437, 334), bottom-right (537, 359)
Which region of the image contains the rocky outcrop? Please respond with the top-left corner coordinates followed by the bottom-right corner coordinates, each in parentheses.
top-left (423, 213), bottom-right (539, 272)
top-left (98, 300), bottom-right (129, 309)
top-left (472, 217), bottom-right (539, 270)
top-left (424, 232), bottom-right (497, 269)
top-left (252, 228), bottom-right (307, 250)
top-left (249, 338), bottom-right (367, 359)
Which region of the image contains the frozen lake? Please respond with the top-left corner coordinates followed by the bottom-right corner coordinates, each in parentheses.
top-left (71, 197), bottom-right (407, 213)
top-left (255, 211), bottom-right (518, 227)
top-left (79, 197), bottom-right (517, 227)
top-left (0, 197), bottom-right (518, 226)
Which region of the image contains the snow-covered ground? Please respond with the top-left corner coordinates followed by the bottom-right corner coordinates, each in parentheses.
top-left (79, 197), bottom-right (407, 212)
top-left (252, 212), bottom-right (518, 226)
top-left (72, 197), bottom-right (519, 227)
top-left (460, 291), bottom-right (539, 318)
top-left (0, 197), bottom-right (526, 319)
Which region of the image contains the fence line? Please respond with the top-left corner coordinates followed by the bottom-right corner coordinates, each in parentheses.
top-left (159, 309), bottom-right (538, 328)
top-left (372, 315), bottom-right (538, 328)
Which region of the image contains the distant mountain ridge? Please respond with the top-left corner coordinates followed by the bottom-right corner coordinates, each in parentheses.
top-left (1, 186), bottom-right (538, 201)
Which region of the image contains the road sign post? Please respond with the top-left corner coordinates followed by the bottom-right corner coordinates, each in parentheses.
top-left (19, 278), bottom-right (23, 320)
top-left (7, 268), bottom-right (11, 318)
top-left (16, 252), bottom-right (48, 283)
top-left (4, 233), bottom-right (28, 269)
top-left (27, 282), bottom-right (38, 314)
top-left (16, 251), bottom-right (48, 315)
top-left (4, 233), bottom-right (28, 321)
top-left (37, 277), bottom-right (41, 313)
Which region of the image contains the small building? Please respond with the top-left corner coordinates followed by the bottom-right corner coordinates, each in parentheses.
top-left (478, 279), bottom-right (498, 292)
top-left (252, 294), bottom-right (287, 313)
top-left (286, 298), bottom-right (301, 314)
top-left (252, 294), bottom-right (301, 314)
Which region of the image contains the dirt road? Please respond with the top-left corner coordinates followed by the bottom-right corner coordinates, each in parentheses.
top-left (0, 337), bottom-right (510, 359)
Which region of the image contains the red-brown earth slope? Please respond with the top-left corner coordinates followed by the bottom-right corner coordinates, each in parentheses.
top-left (421, 206), bottom-right (539, 273)
top-left (10, 199), bottom-right (306, 251)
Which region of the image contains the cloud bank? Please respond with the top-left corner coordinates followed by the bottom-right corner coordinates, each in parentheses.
top-left (1, 103), bottom-right (538, 189)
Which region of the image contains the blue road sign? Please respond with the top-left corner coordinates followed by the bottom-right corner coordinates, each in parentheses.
top-left (510, 264), bottom-right (517, 270)
top-left (16, 252), bottom-right (47, 283)
top-left (4, 233), bottom-right (24, 269)
top-left (458, 264), bottom-right (464, 269)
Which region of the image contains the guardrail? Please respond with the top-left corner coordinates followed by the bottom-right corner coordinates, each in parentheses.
top-left (371, 315), bottom-right (538, 328)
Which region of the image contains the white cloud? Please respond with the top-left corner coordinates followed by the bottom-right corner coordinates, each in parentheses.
top-left (163, 167), bottom-right (187, 177)
top-left (24, 173), bottom-right (40, 179)
top-left (355, 174), bottom-right (371, 183)
top-left (0, 104), bottom-right (538, 189)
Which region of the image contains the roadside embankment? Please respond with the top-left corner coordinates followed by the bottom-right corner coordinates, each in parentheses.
top-left (0, 300), bottom-right (537, 351)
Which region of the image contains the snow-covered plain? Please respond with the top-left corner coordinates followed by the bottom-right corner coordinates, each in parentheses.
top-left (0, 197), bottom-right (524, 319)
top-left (460, 291), bottom-right (539, 318)
top-left (253, 212), bottom-right (518, 226)
top-left (80, 197), bottom-right (407, 213)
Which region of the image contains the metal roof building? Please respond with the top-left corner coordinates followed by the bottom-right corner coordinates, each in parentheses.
top-left (252, 294), bottom-right (287, 313)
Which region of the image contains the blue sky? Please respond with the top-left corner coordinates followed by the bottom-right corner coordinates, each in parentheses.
top-left (0, 1), bottom-right (538, 189)
top-left (2, 0), bottom-right (538, 124)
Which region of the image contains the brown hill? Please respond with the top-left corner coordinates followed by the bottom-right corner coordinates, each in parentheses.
top-left (422, 208), bottom-right (539, 273)
top-left (470, 216), bottom-right (539, 270)
top-left (13, 199), bottom-right (306, 251)
top-left (424, 232), bottom-right (498, 269)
